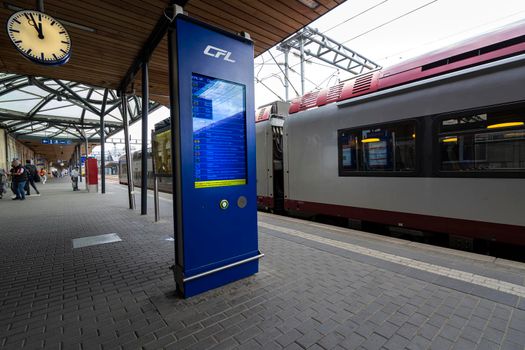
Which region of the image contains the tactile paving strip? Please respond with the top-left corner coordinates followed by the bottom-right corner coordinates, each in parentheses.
top-left (260, 222), bottom-right (525, 298)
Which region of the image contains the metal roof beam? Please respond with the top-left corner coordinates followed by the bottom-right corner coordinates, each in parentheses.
top-left (0, 79), bottom-right (31, 98)
top-left (118, 3), bottom-right (181, 92)
top-left (8, 121), bottom-right (41, 133)
top-left (278, 27), bottom-right (381, 77)
top-left (15, 125), bottom-right (53, 136)
top-left (0, 110), bottom-right (122, 127)
top-left (52, 80), bottom-right (100, 115)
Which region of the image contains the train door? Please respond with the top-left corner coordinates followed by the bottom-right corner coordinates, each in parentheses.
top-left (271, 118), bottom-right (285, 211)
top-left (256, 119), bottom-right (270, 209)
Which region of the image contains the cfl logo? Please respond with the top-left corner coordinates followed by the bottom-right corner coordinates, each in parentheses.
top-left (203, 45), bottom-right (236, 63)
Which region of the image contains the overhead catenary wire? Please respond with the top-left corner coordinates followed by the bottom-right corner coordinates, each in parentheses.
top-left (381, 9), bottom-right (525, 62)
top-left (264, 0), bottom-right (438, 72)
top-left (342, 0), bottom-right (439, 44)
top-left (254, 77), bottom-right (284, 102)
top-left (256, 0), bottom-right (439, 98)
top-left (323, 0), bottom-right (389, 34)
top-left (255, 0), bottom-right (391, 67)
top-left (268, 50), bottom-right (300, 97)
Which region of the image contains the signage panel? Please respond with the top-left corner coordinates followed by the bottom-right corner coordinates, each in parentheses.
top-left (169, 15), bottom-right (260, 298)
top-left (41, 138), bottom-right (72, 145)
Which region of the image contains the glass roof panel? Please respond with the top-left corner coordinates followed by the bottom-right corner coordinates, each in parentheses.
top-left (36, 104), bottom-right (83, 118)
top-left (0, 74), bottom-right (160, 139)
top-left (0, 88), bottom-right (41, 101)
top-left (91, 90), bottom-right (105, 101)
top-left (37, 101), bottom-right (78, 115)
top-left (73, 87), bottom-right (92, 98)
top-left (83, 109), bottom-right (101, 121)
top-left (0, 100), bottom-right (39, 113)
top-left (18, 85), bottom-right (49, 98)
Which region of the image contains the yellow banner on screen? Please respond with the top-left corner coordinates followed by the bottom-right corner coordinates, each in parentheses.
top-left (195, 179), bottom-right (246, 188)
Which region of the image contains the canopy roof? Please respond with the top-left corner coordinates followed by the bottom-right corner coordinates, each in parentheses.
top-left (0, 73), bottom-right (159, 140)
top-left (0, 0), bottom-right (345, 161)
top-left (0, 72), bottom-right (160, 162)
top-left (0, 0), bottom-right (344, 105)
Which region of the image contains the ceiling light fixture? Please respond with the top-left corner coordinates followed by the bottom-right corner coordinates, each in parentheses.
top-left (361, 138), bottom-right (380, 143)
top-left (297, 0), bottom-right (320, 9)
top-left (442, 137), bottom-right (458, 143)
top-left (487, 121), bottom-right (524, 129)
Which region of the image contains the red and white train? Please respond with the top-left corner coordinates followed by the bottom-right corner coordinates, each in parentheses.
top-left (256, 20), bottom-right (525, 247)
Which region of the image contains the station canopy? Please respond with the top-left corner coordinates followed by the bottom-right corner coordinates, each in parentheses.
top-left (0, 73), bottom-right (158, 139)
top-left (0, 0), bottom-right (344, 157)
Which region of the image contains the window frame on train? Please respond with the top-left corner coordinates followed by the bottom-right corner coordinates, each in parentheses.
top-left (433, 103), bottom-right (525, 178)
top-left (337, 119), bottom-right (420, 177)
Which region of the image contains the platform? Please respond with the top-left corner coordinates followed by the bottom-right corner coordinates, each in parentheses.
top-left (1, 179), bottom-right (524, 350)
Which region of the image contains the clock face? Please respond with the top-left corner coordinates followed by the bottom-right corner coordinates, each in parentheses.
top-left (6, 10), bottom-right (71, 66)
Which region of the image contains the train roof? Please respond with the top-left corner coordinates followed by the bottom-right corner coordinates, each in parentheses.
top-left (289, 19), bottom-right (525, 114)
top-left (382, 19), bottom-right (525, 78)
top-left (154, 118), bottom-right (171, 132)
top-left (255, 101), bottom-right (290, 123)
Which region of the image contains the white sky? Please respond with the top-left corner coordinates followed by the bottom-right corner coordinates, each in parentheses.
top-left (106, 0), bottom-right (525, 149)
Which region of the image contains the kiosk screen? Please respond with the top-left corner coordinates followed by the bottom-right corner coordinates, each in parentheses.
top-left (192, 73), bottom-right (247, 188)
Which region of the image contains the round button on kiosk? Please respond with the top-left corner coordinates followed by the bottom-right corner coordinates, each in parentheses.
top-left (237, 196), bottom-right (247, 208)
top-left (219, 199), bottom-right (229, 210)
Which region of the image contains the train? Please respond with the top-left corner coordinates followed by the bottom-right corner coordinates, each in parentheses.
top-left (121, 20), bottom-right (525, 248)
top-left (118, 118), bottom-right (173, 192)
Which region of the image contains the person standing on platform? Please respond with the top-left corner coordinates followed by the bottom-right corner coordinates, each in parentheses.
top-left (10, 160), bottom-right (27, 200)
top-left (24, 160), bottom-right (40, 196)
top-left (71, 167), bottom-right (79, 191)
top-left (0, 168), bottom-right (7, 199)
top-left (39, 168), bottom-right (47, 184)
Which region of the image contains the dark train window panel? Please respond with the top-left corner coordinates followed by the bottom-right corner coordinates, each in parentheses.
top-left (439, 109), bottom-right (525, 172)
top-left (338, 121), bottom-right (416, 175)
top-left (340, 132), bottom-right (358, 171)
top-left (152, 129), bottom-right (172, 176)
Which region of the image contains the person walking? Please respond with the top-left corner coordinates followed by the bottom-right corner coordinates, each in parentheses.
top-left (39, 168), bottom-right (47, 184)
top-left (24, 160), bottom-right (40, 196)
top-left (10, 160), bottom-right (27, 200)
top-left (71, 167), bottom-right (80, 191)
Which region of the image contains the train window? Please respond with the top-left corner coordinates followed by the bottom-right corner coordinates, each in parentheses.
top-left (338, 121), bottom-right (416, 175)
top-left (340, 132), bottom-right (358, 171)
top-left (152, 129), bottom-right (172, 176)
top-left (439, 110), bottom-right (525, 172)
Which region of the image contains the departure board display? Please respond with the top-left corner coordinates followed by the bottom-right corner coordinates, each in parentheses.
top-left (192, 73), bottom-right (247, 188)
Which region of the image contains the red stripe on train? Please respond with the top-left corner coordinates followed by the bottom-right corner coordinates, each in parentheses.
top-left (257, 196), bottom-right (274, 209)
top-left (284, 199), bottom-right (525, 246)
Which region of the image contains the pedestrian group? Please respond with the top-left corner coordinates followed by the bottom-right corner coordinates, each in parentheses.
top-left (0, 159), bottom-right (42, 200)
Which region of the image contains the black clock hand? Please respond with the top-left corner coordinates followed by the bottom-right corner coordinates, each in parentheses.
top-left (38, 20), bottom-right (43, 38)
top-left (29, 13), bottom-right (44, 39)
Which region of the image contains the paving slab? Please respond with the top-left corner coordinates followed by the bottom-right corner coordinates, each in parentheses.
top-left (0, 179), bottom-right (524, 349)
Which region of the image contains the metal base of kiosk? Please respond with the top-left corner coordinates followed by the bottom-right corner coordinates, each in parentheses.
top-left (174, 253), bottom-right (263, 298)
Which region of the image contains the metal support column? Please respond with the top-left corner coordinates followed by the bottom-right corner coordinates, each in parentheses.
top-left (84, 132), bottom-right (89, 191)
top-left (152, 130), bottom-right (160, 222)
top-left (141, 61), bottom-right (149, 215)
top-left (100, 89), bottom-right (108, 194)
top-left (284, 49), bottom-right (289, 101)
top-left (77, 145), bottom-right (82, 183)
top-left (122, 93), bottom-right (136, 210)
top-left (300, 36), bottom-right (305, 96)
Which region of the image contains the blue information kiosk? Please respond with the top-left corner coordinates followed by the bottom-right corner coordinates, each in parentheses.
top-left (168, 15), bottom-right (262, 298)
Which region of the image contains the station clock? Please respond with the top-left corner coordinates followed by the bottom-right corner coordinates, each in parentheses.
top-left (6, 10), bottom-right (71, 66)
